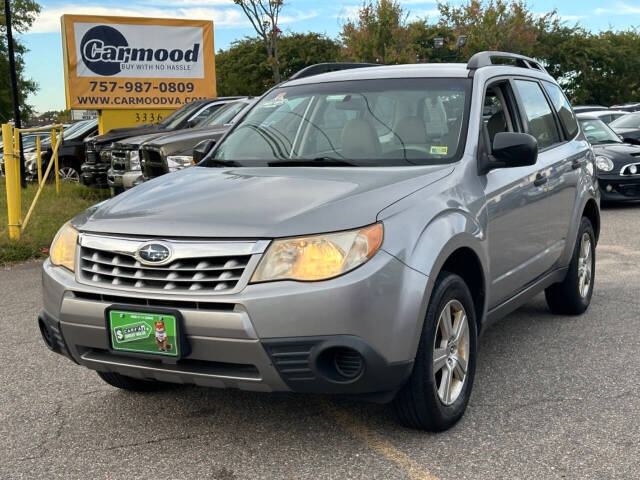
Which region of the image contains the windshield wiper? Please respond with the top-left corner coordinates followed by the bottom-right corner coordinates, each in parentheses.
top-left (268, 157), bottom-right (358, 167)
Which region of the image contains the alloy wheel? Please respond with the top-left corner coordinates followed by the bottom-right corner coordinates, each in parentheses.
top-left (59, 167), bottom-right (80, 183)
top-left (433, 299), bottom-right (469, 406)
top-left (577, 232), bottom-right (593, 298)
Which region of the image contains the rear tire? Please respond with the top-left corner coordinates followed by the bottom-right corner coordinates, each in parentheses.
top-left (96, 371), bottom-right (170, 392)
top-left (392, 272), bottom-right (477, 431)
top-left (545, 217), bottom-right (595, 315)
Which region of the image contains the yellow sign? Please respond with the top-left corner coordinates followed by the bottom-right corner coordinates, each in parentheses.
top-left (98, 109), bottom-right (172, 134)
top-left (61, 15), bottom-right (216, 110)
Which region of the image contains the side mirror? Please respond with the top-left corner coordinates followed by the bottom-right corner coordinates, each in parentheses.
top-left (491, 132), bottom-right (538, 168)
top-left (193, 139), bottom-right (216, 163)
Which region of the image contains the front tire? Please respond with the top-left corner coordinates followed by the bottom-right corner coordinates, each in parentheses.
top-left (545, 217), bottom-right (595, 315)
top-left (392, 272), bottom-right (477, 431)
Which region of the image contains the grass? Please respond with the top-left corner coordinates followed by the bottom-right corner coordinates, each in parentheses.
top-left (0, 181), bottom-right (110, 266)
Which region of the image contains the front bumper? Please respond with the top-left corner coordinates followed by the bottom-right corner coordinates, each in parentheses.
top-left (107, 168), bottom-right (144, 190)
top-left (81, 162), bottom-right (110, 188)
top-left (598, 174), bottom-right (640, 201)
top-left (41, 250), bottom-right (428, 397)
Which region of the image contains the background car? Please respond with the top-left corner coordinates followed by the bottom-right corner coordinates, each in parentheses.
top-left (585, 109), bottom-right (630, 124)
top-left (609, 112), bottom-right (640, 144)
top-left (609, 102), bottom-right (640, 112)
top-left (82, 97), bottom-right (242, 188)
top-left (578, 113), bottom-right (640, 202)
top-left (573, 105), bottom-right (609, 113)
top-left (141, 98), bottom-right (255, 182)
top-left (27, 119), bottom-right (98, 183)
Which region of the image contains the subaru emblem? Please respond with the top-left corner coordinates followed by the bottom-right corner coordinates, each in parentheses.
top-left (137, 243), bottom-right (171, 265)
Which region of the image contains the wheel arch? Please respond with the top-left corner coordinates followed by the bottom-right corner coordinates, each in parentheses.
top-left (582, 198), bottom-right (600, 242)
top-left (438, 247), bottom-right (486, 333)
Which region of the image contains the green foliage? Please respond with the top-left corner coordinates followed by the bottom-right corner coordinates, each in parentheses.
top-left (337, 0), bottom-right (640, 106)
top-left (29, 109), bottom-right (71, 126)
top-left (0, 0), bottom-right (41, 123)
top-left (340, 0), bottom-right (414, 64)
top-left (216, 33), bottom-right (341, 96)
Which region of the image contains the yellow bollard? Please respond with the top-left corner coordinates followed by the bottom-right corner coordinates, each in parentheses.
top-left (36, 136), bottom-right (42, 185)
top-left (53, 130), bottom-right (60, 194)
top-left (2, 124), bottom-right (21, 240)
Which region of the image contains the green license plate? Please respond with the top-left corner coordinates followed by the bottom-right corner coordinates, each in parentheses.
top-left (109, 310), bottom-right (179, 357)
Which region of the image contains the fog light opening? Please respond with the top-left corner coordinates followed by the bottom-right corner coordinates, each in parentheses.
top-left (606, 184), bottom-right (613, 192)
top-left (317, 346), bottom-right (365, 382)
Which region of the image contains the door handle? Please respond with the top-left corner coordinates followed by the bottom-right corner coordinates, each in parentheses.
top-left (533, 173), bottom-right (548, 187)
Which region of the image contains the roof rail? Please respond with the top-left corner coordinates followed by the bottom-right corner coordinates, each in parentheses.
top-left (288, 62), bottom-right (379, 81)
top-left (467, 51), bottom-right (547, 73)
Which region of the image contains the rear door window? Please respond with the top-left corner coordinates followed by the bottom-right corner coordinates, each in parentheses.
top-left (514, 80), bottom-right (561, 149)
top-left (541, 81), bottom-right (579, 139)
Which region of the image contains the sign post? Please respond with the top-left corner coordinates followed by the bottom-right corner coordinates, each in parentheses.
top-left (61, 15), bottom-right (216, 133)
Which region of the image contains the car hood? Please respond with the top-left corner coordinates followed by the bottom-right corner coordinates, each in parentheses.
top-left (91, 124), bottom-right (164, 146)
top-left (593, 142), bottom-right (640, 166)
top-left (145, 126), bottom-right (229, 156)
top-left (147, 126), bottom-right (227, 148)
top-left (74, 164), bottom-right (453, 238)
top-left (112, 131), bottom-right (176, 150)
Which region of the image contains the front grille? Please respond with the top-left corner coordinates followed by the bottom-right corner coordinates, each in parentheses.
top-left (85, 144), bottom-right (98, 164)
top-left (615, 183), bottom-right (640, 197)
top-left (111, 150), bottom-right (129, 172)
top-left (79, 246), bottom-right (251, 293)
top-left (141, 148), bottom-right (166, 179)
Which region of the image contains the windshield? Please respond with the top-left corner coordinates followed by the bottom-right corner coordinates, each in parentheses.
top-left (579, 119), bottom-right (622, 144)
top-left (205, 78), bottom-right (471, 167)
top-left (197, 101), bottom-right (247, 128)
top-left (157, 101), bottom-right (203, 129)
top-left (63, 120), bottom-right (97, 140)
top-left (610, 112), bottom-right (640, 128)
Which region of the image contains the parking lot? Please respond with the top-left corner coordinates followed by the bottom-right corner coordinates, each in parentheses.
top-left (1, 203), bottom-right (638, 480)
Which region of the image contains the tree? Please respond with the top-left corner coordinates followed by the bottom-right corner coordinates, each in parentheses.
top-left (340, 0), bottom-right (414, 64)
top-left (233, 0), bottom-right (284, 84)
top-left (438, 0), bottom-right (547, 60)
top-left (0, 0), bottom-right (41, 123)
top-left (216, 33), bottom-right (341, 96)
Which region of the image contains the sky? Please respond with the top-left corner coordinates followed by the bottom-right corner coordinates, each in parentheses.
top-left (16, 0), bottom-right (640, 112)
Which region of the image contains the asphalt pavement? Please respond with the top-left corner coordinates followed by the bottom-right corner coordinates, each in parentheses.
top-left (1, 203), bottom-right (639, 480)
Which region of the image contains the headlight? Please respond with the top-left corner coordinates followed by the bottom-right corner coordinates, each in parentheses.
top-left (128, 150), bottom-right (141, 171)
top-left (595, 156), bottom-right (614, 172)
top-left (251, 223), bottom-right (383, 283)
top-left (100, 150), bottom-right (111, 162)
top-left (50, 222), bottom-right (78, 272)
top-left (167, 155), bottom-right (194, 172)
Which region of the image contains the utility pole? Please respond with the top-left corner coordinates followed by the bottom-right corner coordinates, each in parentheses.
top-left (4, 0), bottom-right (26, 188)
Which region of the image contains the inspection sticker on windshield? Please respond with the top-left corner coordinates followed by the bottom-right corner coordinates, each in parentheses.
top-left (430, 146), bottom-right (448, 155)
top-left (262, 92), bottom-right (288, 107)
top-left (109, 310), bottom-right (178, 357)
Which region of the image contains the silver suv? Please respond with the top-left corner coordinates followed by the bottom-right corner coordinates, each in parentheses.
top-left (40, 52), bottom-right (600, 431)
